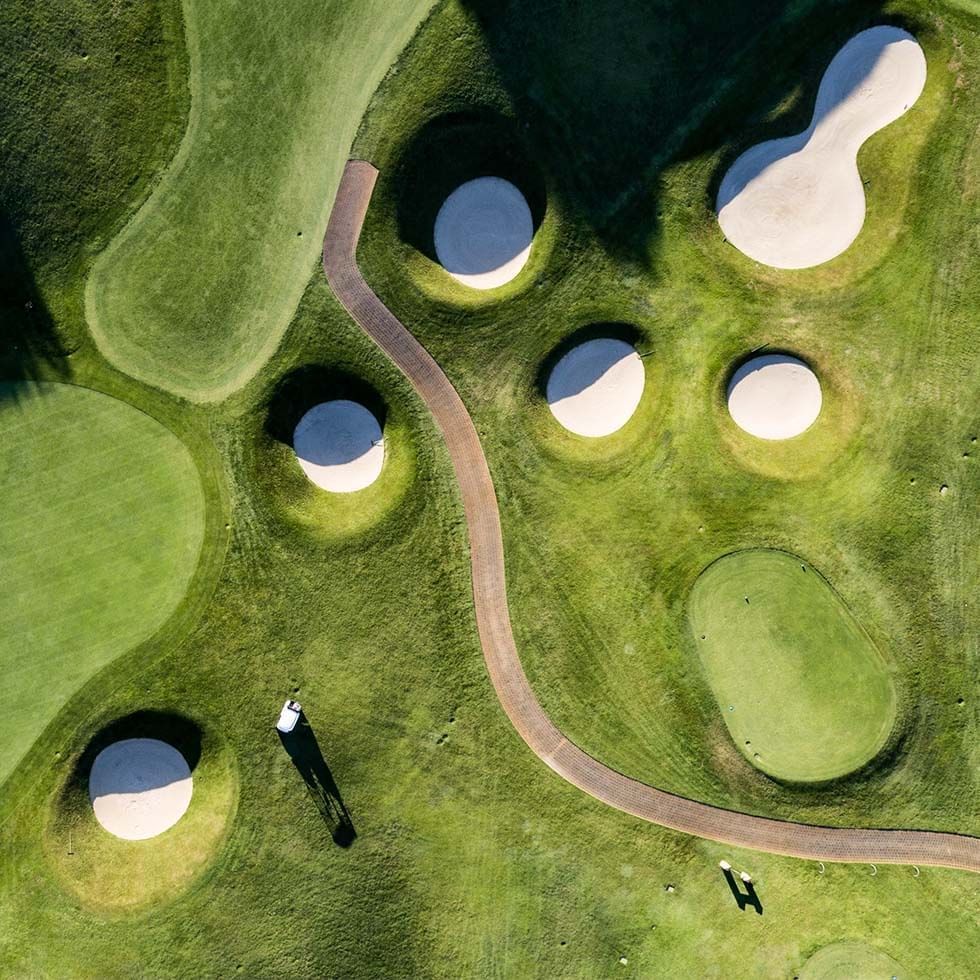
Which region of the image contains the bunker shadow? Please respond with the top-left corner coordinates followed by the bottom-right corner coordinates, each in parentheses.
top-left (723, 868), bottom-right (763, 915)
top-left (278, 713), bottom-right (357, 848)
top-left (264, 364), bottom-right (388, 450)
top-left (534, 322), bottom-right (643, 401)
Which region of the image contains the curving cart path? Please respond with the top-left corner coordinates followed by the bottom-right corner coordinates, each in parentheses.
top-left (323, 159), bottom-right (980, 873)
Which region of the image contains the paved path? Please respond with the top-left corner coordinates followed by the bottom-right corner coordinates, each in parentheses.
top-left (323, 159), bottom-right (979, 873)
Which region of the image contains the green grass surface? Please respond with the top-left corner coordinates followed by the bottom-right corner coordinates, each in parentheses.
top-left (85, 0), bottom-right (435, 402)
top-left (799, 940), bottom-right (905, 979)
top-left (1, 0), bottom-right (979, 975)
top-left (0, 382), bottom-right (205, 782)
top-left (688, 549), bottom-right (897, 782)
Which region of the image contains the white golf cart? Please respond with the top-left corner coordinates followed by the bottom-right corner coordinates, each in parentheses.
top-left (276, 699), bottom-right (302, 734)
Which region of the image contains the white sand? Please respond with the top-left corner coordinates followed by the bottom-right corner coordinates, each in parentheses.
top-left (89, 738), bottom-right (192, 841)
top-left (434, 177), bottom-right (533, 289)
top-left (727, 354), bottom-right (822, 439)
top-left (717, 26), bottom-right (926, 269)
top-left (293, 400), bottom-right (384, 493)
top-left (546, 338), bottom-right (645, 437)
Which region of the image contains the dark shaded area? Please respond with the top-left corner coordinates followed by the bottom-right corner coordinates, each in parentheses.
top-left (264, 364), bottom-right (388, 448)
top-left (0, 212), bottom-right (70, 400)
top-left (67, 710), bottom-right (203, 797)
top-left (457, 0), bottom-right (902, 257)
top-left (722, 867), bottom-right (763, 914)
top-left (534, 321), bottom-right (643, 400)
top-left (395, 108), bottom-right (546, 260)
top-left (278, 712), bottom-right (356, 848)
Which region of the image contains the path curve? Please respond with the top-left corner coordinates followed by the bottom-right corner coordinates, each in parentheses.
top-left (323, 159), bottom-right (979, 873)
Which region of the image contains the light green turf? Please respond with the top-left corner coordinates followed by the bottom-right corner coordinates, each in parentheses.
top-left (687, 550), bottom-right (896, 782)
top-left (84, 0), bottom-right (434, 403)
top-left (0, 383), bottom-right (204, 780)
top-left (799, 940), bottom-right (904, 979)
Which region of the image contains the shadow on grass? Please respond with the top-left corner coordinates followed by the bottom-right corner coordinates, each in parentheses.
top-left (723, 867), bottom-right (763, 915)
top-left (534, 321), bottom-right (644, 401)
top-left (278, 712), bottom-right (357, 848)
top-left (0, 211), bottom-right (70, 402)
top-left (264, 363), bottom-right (388, 450)
top-left (456, 0), bottom-right (903, 260)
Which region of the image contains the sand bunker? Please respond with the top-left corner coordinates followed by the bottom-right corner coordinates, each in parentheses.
top-left (546, 338), bottom-right (645, 437)
top-left (89, 738), bottom-right (192, 840)
top-left (727, 354), bottom-right (822, 439)
top-left (434, 177), bottom-right (533, 289)
top-left (717, 26), bottom-right (926, 269)
top-left (293, 400), bottom-right (384, 493)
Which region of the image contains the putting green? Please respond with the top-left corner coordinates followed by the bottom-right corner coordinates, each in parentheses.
top-left (799, 941), bottom-right (903, 979)
top-left (0, 383), bottom-right (205, 782)
top-left (688, 550), bottom-right (896, 782)
top-left (85, 0), bottom-right (434, 402)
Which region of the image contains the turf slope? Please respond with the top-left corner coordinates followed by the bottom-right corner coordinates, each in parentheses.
top-left (0, 383), bottom-right (205, 781)
top-left (85, 0), bottom-right (435, 403)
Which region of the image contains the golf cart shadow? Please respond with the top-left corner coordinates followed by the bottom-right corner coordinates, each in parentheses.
top-left (722, 867), bottom-right (763, 915)
top-left (278, 714), bottom-right (356, 848)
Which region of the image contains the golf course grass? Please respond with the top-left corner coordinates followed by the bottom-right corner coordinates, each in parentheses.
top-left (688, 550), bottom-right (897, 782)
top-left (85, 0), bottom-right (435, 402)
top-left (1, 0), bottom-right (978, 975)
top-left (0, 382), bottom-right (205, 782)
top-left (798, 940), bottom-right (904, 979)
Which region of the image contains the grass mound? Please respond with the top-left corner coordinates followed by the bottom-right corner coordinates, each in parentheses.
top-left (47, 711), bottom-right (236, 913)
top-left (257, 358), bottom-right (416, 539)
top-left (688, 550), bottom-right (897, 782)
top-left (0, 382), bottom-right (205, 782)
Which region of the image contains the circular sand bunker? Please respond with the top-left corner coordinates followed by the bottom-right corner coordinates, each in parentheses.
top-left (547, 338), bottom-right (645, 437)
top-left (89, 739), bottom-right (192, 840)
top-left (293, 400), bottom-right (384, 493)
top-left (434, 177), bottom-right (533, 289)
top-left (727, 354), bottom-right (822, 439)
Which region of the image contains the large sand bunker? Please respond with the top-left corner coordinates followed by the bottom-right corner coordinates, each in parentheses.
top-left (434, 177), bottom-right (533, 289)
top-left (717, 26), bottom-right (926, 269)
top-left (546, 338), bottom-right (645, 437)
top-left (727, 354), bottom-right (822, 439)
top-left (89, 739), bottom-right (193, 840)
top-left (293, 400), bottom-right (384, 493)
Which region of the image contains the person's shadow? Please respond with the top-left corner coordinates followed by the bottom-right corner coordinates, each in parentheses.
top-left (722, 868), bottom-right (763, 915)
top-left (278, 712), bottom-right (356, 848)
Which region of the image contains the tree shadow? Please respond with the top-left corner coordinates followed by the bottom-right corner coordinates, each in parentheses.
top-left (278, 712), bottom-right (357, 848)
top-left (722, 867), bottom-right (763, 915)
top-left (0, 211), bottom-right (70, 403)
top-left (456, 0), bottom-right (900, 261)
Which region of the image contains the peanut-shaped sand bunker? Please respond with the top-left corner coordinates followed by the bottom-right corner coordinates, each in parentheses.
top-left (717, 26), bottom-right (926, 269)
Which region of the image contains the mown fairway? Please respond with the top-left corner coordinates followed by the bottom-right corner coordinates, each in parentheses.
top-left (688, 549), bottom-right (897, 782)
top-left (0, 383), bottom-right (205, 781)
top-left (85, 0), bottom-right (434, 401)
top-left (0, 0), bottom-right (978, 976)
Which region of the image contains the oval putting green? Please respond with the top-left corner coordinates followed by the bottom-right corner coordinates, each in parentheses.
top-left (0, 383), bottom-right (205, 783)
top-left (688, 550), bottom-right (896, 782)
top-left (799, 940), bottom-right (903, 979)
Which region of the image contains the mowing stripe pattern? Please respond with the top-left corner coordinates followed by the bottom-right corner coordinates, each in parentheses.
top-left (323, 159), bottom-right (979, 873)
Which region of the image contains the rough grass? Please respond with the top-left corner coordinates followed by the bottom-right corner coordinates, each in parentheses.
top-left (0, 382), bottom-right (205, 782)
top-left (1, 0), bottom-right (979, 976)
top-left (688, 549), bottom-right (898, 782)
top-left (85, 0), bottom-right (435, 402)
